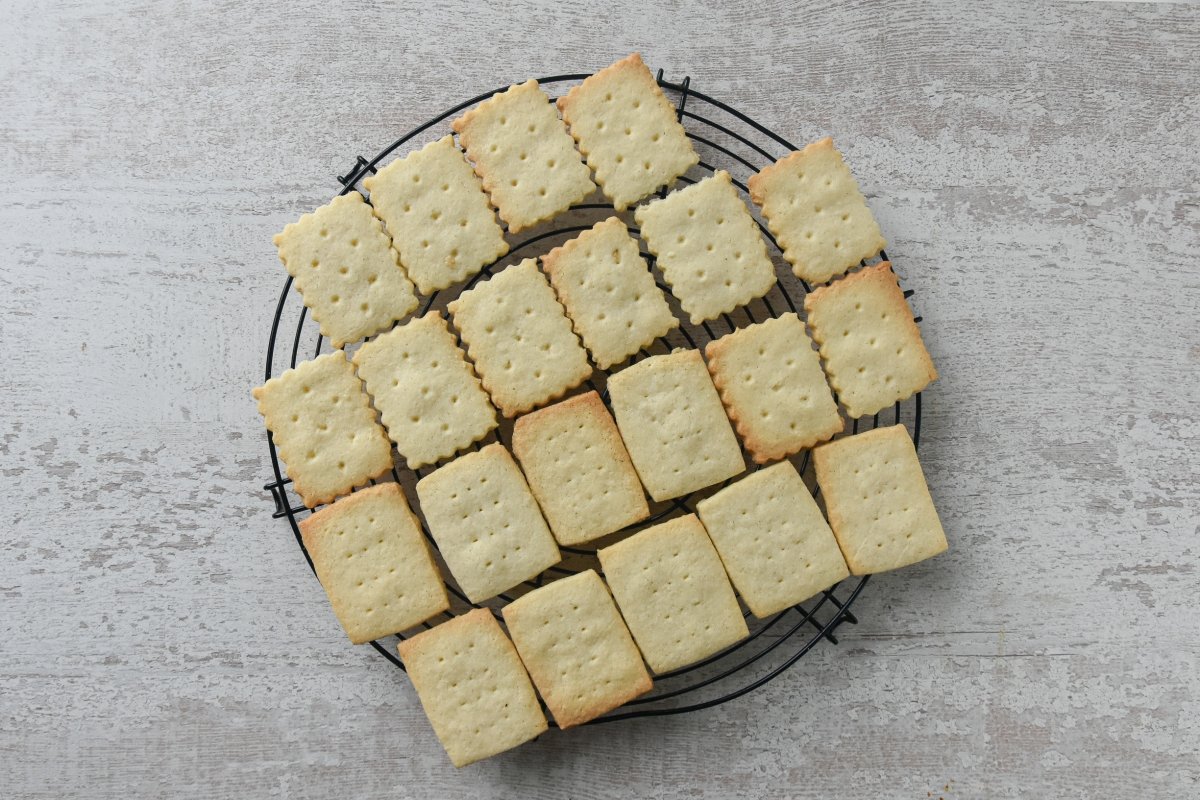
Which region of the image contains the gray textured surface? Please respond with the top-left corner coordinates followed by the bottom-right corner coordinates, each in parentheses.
top-left (3, 1), bottom-right (1198, 797)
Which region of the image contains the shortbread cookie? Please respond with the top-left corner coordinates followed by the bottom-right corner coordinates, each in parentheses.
top-left (299, 483), bottom-right (448, 642)
top-left (253, 352), bottom-right (393, 507)
top-left (273, 192), bottom-right (418, 348)
top-left (634, 171), bottom-right (776, 325)
top-left (606, 349), bottom-right (744, 501)
top-left (812, 425), bottom-right (947, 575)
top-left (803, 262), bottom-right (937, 418)
top-left (452, 80), bottom-right (595, 233)
top-left (704, 313), bottom-right (842, 463)
top-left (415, 443), bottom-right (560, 603)
top-left (541, 217), bottom-right (677, 369)
top-left (597, 515), bottom-right (748, 673)
top-left (398, 609), bottom-right (547, 767)
top-left (448, 259), bottom-right (592, 417)
top-left (363, 136), bottom-right (509, 294)
top-left (696, 462), bottom-right (848, 618)
top-left (557, 53), bottom-right (699, 210)
top-left (352, 313), bottom-right (497, 469)
top-left (747, 137), bottom-right (885, 285)
top-left (502, 570), bottom-right (651, 727)
top-left (511, 391), bottom-right (648, 546)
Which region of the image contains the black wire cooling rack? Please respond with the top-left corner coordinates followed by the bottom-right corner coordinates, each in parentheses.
top-left (260, 68), bottom-right (926, 725)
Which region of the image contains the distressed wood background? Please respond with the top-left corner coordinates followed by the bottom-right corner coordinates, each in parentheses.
top-left (3, 1), bottom-right (1197, 797)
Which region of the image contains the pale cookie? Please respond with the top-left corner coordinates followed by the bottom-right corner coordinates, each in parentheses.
top-left (541, 217), bottom-right (678, 369)
top-left (747, 137), bottom-right (886, 285)
top-left (253, 352), bottom-right (393, 508)
top-left (398, 609), bottom-right (547, 767)
top-left (606, 349), bottom-right (744, 501)
top-left (299, 483), bottom-right (448, 643)
top-left (502, 570), bottom-right (652, 728)
top-left (363, 136), bottom-right (509, 294)
top-left (812, 424), bottom-right (948, 575)
top-left (704, 313), bottom-right (843, 463)
top-left (511, 391), bottom-right (649, 546)
top-left (273, 192), bottom-right (418, 348)
top-left (803, 262), bottom-right (937, 418)
top-left (415, 443), bottom-right (560, 603)
top-left (352, 312), bottom-right (497, 469)
top-left (696, 462), bottom-right (849, 618)
top-left (597, 515), bottom-right (748, 674)
top-left (452, 80), bottom-right (595, 233)
top-left (448, 259), bottom-right (592, 417)
top-left (634, 171), bottom-right (777, 325)
top-left (557, 53), bottom-right (699, 211)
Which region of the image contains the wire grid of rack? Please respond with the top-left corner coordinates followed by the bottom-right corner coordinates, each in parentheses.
top-left (260, 69), bottom-right (925, 724)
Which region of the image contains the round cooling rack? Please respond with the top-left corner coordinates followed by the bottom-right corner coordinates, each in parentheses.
top-left (260, 69), bottom-right (927, 725)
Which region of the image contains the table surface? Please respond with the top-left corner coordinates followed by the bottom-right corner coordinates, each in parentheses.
top-left (4, 1), bottom-right (1198, 797)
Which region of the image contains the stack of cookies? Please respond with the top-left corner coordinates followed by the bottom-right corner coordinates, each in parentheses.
top-left (254, 53), bottom-right (948, 767)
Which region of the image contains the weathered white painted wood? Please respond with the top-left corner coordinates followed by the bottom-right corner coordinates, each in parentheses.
top-left (2, 0), bottom-right (1197, 797)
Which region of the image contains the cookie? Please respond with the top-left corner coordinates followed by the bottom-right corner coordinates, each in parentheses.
top-left (747, 137), bottom-right (885, 285)
top-left (597, 515), bottom-right (748, 673)
top-left (352, 312), bottom-right (497, 469)
top-left (812, 424), bottom-right (948, 574)
top-left (452, 79), bottom-right (595, 232)
top-left (398, 609), bottom-right (547, 767)
top-left (803, 262), bottom-right (937, 418)
top-left (541, 216), bottom-right (678, 369)
top-left (253, 352), bottom-right (393, 508)
top-left (557, 53), bottom-right (699, 211)
top-left (696, 462), bottom-right (848, 617)
top-left (273, 192), bottom-right (418, 348)
top-left (363, 135), bottom-right (509, 294)
top-left (448, 259), bottom-right (592, 417)
top-left (502, 570), bottom-right (651, 727)
top-left (511, 391), bottom-right (648, 546)
top-left (606, 349), bottom-right (744, 501)
top-left (415, 443), bottom-right (560, 603)
top-left (704, 313), bottom-right (842, 463)
top-left (634, 170), bottom-right (776, 324)
top-left (299, 483), bottom-right (448, 642)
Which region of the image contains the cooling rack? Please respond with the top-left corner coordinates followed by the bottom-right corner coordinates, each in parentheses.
top-left (260, 68), bottom-right (925, 724)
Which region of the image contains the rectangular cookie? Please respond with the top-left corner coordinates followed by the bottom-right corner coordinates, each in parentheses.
top-left (597, 515), bottom-right (748, 673)
top-left (747, 137), bottom-right (886, 285)
top-left (803, 261), bottom-right (937, 418)
top-left (557, 53), bottom-right (699, 211)
top-left (362, 135), bottom-right (509, 294)
top-left (704, 313), bottom-right (843, 463)
top-left (452, 80), bottom-right (595, 233)
top-left (448, 259), bottom-right (592, 417)
top-left (502, 570), bottom-right (651, 727)
top-left (415, 443), bottom-right (560, 603)
top-left (695, 462), bottom-right (849, 618)
top-left (252, 352), bottom-right (394, 508)
top-left (273, 192), bottom-right (418, 348)
top-left (511, 391), bottom-right (649, 546)
top-left (634, 171), bottom-right (777, 325)
top-left (352, 312), bottom-right (497, 469)
top-left (398, 609), bottom-right (547, 767)
top-left (299, 483), bottom-right (448, 643)
top-left (606, 349), bottom-right (744, 501)
top-left (541, 216), bottom-right (678, 369)
top-left (812, 424), bottom-right (948, 575)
